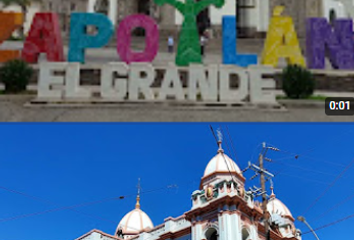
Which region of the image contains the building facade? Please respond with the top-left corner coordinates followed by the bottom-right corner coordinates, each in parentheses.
top-left (0, 2), bottom-right (41, 34)
top-left (74, 140), bottom-right (302, 240)
top-left (0, 0), bottom-right (352, 38)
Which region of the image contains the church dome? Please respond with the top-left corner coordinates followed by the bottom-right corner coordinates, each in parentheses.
top-left (116, 185), bottom-right (154, 237)
top-left (267, 189), bottom-right (293, 220)
top-left (117, 208), bottom-right (154, 235)
top-left (203, 142), bottom-right (242, 178)
top-left (200, 139), bottom-right (245, 189)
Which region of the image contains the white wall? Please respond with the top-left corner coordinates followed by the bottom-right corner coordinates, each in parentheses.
top-left (210, 0), bottom-right (236, 24)
top-left (0, 3), bottom-right (41, 34)
top-left (323, 0), bottom-right (346, 20)
top-left (175, 0), bottom-right (237, 25)
top-left (174, 0), bottom-right (269, 33)
top-left (238, 0), bottom-right (269, 32)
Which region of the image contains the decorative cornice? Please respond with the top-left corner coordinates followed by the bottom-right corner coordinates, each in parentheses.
top-left (158, 227), bottom-right (191, 240)
top-left (185, 194), bottom-right (262, 222)
top-left (257, 224), bottom-right (298, 240)
top-left (199, 171), bottom-right (246, 189)
top-left (75, 229), bottom-right (121, 240)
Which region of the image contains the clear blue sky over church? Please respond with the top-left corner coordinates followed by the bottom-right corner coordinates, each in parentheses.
top-left (0, 123), bottom-right (353, 240)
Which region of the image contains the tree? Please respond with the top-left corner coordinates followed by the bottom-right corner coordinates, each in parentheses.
top-left (0, 0), bottom-right (41, 39)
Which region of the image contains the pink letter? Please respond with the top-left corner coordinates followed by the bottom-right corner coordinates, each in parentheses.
top-left (117, 14), bottom-right (159, 64)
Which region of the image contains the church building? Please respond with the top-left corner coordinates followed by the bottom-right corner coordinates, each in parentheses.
top-left (74, 139), bottom-right (302, 240)
top-left (0, 0), bottom-right (351, 38)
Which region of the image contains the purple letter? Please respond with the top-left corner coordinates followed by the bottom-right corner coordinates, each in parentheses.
top-left (306, 18), bottom-right (354, 69)
top-left (117, 14), bottom-right (159, 64)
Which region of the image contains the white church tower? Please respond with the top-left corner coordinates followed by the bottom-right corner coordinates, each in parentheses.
top-left (74, 137), bottom-right (302, 240)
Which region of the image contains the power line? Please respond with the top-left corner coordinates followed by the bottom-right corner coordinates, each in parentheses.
top-left (0, 185), bottom-right (119, 224)
top-left (224, 125), bottom-right (241, 167)
top-left (219, 126), bottom-right (237, 165)
top-left (0, 183), bottom-right (179, 224)
top-left (298, 128), bottom-right (354, 157)
top-left (302, 212), bottom-right (354, 235)
top-left (276, 172), bottom-right (331, 185)
top-left (271, 161), bottom-right (338, 177)
top-left (0, 196), bottom-right (120, 223)
top-left (302, 157), bottom-right (354, 215)
top-left (314, 191), bottom-right (354, 220)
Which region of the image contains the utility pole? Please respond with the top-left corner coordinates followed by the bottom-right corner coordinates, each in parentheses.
top-left (244, 142), bottom-right (279, 240)
top-left (259, 143), bottom-right (269, 239)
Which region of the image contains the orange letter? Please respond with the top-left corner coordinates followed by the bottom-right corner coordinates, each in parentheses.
top-left (0, 12), bottom-right (24, 62)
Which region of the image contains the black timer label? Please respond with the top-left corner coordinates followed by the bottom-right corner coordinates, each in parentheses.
top-left (325, 97), bottom-right (354, 116)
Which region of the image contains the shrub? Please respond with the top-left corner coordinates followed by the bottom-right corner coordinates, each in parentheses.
top-left (282, 64), bottom-right (315, 99)
top-left (0, 59), bottom-right (34, 93)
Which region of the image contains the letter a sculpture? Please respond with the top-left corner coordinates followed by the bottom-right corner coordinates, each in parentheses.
top-left (155, 0), bottom-right (225, 66)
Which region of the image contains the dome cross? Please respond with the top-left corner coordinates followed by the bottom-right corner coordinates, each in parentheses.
top-left (136, 178), bottom-right (141, 209)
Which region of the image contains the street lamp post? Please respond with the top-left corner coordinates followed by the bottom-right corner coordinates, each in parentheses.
top-left (297, 216), bottom-right (320, 240)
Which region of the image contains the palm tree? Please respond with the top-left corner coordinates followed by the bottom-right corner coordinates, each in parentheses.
top-left (0, 0), bottom-right (41, 39)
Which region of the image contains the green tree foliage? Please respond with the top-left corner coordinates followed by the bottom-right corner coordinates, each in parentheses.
top-left (282, 64), bottom-right (316, 99)
top-left (0, 59), bottom-right (33, 93)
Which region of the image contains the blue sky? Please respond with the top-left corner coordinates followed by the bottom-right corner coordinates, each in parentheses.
top-left (0, 123), bottom-right (354, 240)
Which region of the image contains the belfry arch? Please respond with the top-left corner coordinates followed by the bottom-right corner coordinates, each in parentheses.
top-left (205, 227), bottom-right (218, 240)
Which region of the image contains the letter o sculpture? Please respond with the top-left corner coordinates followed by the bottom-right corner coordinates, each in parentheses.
top-left (117, 14), bottom-right (159, 64)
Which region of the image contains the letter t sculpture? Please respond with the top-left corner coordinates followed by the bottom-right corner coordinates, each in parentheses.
top-left (155, 0), bottom-right (225, 66)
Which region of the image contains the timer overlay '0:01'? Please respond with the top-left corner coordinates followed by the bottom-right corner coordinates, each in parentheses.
top-left (325, 97), bottom-right (354, 116)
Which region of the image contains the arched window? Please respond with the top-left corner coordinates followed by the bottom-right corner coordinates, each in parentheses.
top-left (205, 228), bottom-right (218, 240)
top-left (241, 228), bottom-right (250, 240)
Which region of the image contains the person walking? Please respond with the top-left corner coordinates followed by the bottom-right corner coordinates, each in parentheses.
top-left (200, 34), bottom-right (207, 57)
top-left (168, 35), bottom-right (174, 53)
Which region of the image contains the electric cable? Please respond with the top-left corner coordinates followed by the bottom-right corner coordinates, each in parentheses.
top-left (302, 157), bottom-right (354, 215)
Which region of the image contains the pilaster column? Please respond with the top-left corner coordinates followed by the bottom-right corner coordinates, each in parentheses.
top-left (108, 0), bottom-right (117, 25)
top-left (87, 0), bottom-right (96, 12)
top-left (192, 222), bottom-right (204, 240)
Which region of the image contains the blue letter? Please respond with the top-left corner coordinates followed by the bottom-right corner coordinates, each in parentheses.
top-left (222, 16), bottom-right (257, 67)
top-left (68, 13), bottom-right (114, 63)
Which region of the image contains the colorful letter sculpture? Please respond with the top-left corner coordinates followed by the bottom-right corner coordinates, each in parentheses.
top-left (261, 6), bottom-right (305, 67)
top-left (222, 16), bottom-right (257, 67)
top-left (22, 13), bottom-right (64, 63)
top-left (155, 0), bottom-right (225, 66)
top-left (117, 14), bottom-right (159, 64)
top-left (68, 13), bottom-right (114, 63)
top-left (306, 18), bottom-right (354, 69)
top-left (0, 12), bottom-right (23, 62)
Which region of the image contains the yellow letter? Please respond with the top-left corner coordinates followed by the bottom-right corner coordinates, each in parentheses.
top-left (0, 12), bottom-right (23, 62)
top-left (261, 6), bottom-right (305, 67)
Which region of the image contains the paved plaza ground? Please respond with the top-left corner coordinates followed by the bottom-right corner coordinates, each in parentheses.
top-left (0, 94), bottom-right (349, 122)
top-left (0, 38), bottom-right (353, 122)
